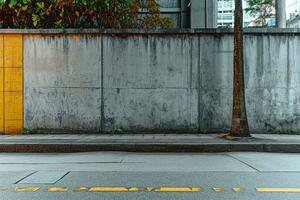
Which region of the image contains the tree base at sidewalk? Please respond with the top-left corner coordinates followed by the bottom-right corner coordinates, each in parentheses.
top-left (221, 133), bottom-right (254, 141)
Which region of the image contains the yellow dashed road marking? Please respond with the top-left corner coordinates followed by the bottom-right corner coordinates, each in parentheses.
top-left (89, 187), bottom-right (129, 192)
top-left (233, 187), bottom-right (242, 192)
top-left (47, 187), bottom-right (68, 192)
top-left (256, 188), bottom-right (300, 193)
top-left (146, 187), bottom-right (154, 192)
top-left (155, 187), bottom-right (202, 192)
top-left (15, 187), bottom-right (40, 192)
top-left (128, 187), bottom-right (140, 192)
top-left (9, 186), bottom-right (300, 193)
top-left (75, 187), bottom-right (89, 192)
top-left (191, 188), bottom-right (202, 192)
top-left (213, 188), bottom-right (224, 192)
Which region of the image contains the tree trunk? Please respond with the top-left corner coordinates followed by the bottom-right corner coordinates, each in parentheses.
top-left (228, 0), bottom-right (250, 137)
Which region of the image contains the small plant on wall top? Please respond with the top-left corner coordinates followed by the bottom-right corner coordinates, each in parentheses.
top-left (0, 0), bottom-right (172, 28)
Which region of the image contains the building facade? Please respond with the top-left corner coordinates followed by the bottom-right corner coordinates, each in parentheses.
top-left (286, 0), bottom-right (300, 27)
top-left (287, 0), bottom-right (300, 20)
top-left (287, 15), bottom-right (300, 27)
top-left (217, 0), bottom-right (254, 27)
top-left (150, 0), bottom-right (281, 28)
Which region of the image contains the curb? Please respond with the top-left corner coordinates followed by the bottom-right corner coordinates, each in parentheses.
top-left (0, 143), bottom-right (299, 153)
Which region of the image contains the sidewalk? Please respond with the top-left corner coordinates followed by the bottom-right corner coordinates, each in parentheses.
top-left (0, 134), bottom-right (300, 153)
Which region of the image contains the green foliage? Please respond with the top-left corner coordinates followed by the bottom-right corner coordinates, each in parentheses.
top-left (0, 0), bottom-right (172, 28)
top-left (245, 0), bottom-right (275, 26)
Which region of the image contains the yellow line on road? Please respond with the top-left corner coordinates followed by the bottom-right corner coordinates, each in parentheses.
top-left (89, 187), bottom-right (129, 192)
top-left (256, 188), bottom-right (300, 193)
top-left (75, 187), bottom-right (89, 192)
top-left (146, 187), bottom-right (154, 192)
top-left (213, 188), bottom-right (224, 192)
top-left (232, 187), bottom-right (242, 192)
top-left (155, 187), bottom-right (202, 192)
top-left (47, 187), bottom-right (68, 192)
top-left (15, 187), bottom-right (40, 192)
top-left (13, 186), bottom-right (300, 193)
top-left (128, 187), bottom-right (140, 192)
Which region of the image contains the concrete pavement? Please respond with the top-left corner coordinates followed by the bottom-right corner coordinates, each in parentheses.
top-left (0, 152), bottom-right (300, 199)
top-left (1, 134), bottom-right (300, 153)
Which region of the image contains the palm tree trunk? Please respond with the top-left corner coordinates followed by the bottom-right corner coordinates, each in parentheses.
top-left (229, 0), bottom-right (250, 137)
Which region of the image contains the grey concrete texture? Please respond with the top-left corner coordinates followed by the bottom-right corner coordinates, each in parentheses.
top-left (1, 134), bottom-right (300, 153)
top-left (0, 171), bottom-right (35, 184)
top-left (23, 31), bottom-right (300, 133)
top-left (17, 171), bottom-right (69, 184)
top-left (3, 28), bottom-right (300, 34)
top-left (2, 151), bottom-right (300, 172)
top-left (3, 172), bottom-right (300, 200)
top-left (0, 152), bottom-right (255, 172)
top-left (2, 152), bottom-right (300, 199)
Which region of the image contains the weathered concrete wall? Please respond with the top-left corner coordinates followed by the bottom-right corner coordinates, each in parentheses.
top-left (24, 36), bottom-right (102, 132)
top-left (22, 29), bottom-right (300, 134)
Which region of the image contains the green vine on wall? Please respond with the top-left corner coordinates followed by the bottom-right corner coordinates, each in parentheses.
top-left (0, 0), bottom-right (172, 28)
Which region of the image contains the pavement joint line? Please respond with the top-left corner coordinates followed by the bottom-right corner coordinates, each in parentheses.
top-left (225, 154), bottom-right (261, 172)
top-left (256, 188), bottom-right (300, 193)
top-left (14, 171), bottom-right (37, 184)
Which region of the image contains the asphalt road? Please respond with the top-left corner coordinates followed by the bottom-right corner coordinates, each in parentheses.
top-left (1, 152), bottom-right (300, 200)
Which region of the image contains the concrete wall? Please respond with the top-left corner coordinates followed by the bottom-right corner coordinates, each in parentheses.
top-left (21, 29), bottom-right (300, 134)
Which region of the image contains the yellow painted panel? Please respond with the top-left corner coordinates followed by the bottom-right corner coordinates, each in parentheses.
top-left (0, 95), bottom-right (3, 133)
top-left (4, 120), bottom-right (22, 135)
top-left (0, 68), bottom-right (3, 91)
top-left (4, 91), bottom-right (22, 120)
top-left (3, 34), bottom-right (23, 135)
top-left (4, 68), bottom-right (23, 91)
top-left (4, 35), bottom-right (23, 68)
top-left (0, 94), bottom-right (3, 118)
top-left (0, 121), bottom-right (3, 133)
top-left (4, 35), bottom-right (22, 46)
top-left (0, 35), bottom-right (3, 68)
